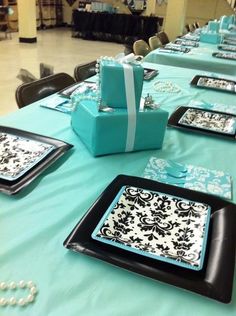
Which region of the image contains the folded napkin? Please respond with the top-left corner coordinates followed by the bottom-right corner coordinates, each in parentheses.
top-left (143, 158), bottom-right (232, 200)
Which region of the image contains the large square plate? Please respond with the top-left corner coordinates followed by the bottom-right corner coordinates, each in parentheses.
top-left (212, 51), bottom-right (236, 61)
top-left (0, 126), bottom-right (73, 194)
top-left (167, 106), bottom-right (236, 140)
top-left (218, 44), bottom-right (236, 52)
top-left (190, 75), bottom-right (236, 94)
top-left (64, 175), bottom-right (236, 303)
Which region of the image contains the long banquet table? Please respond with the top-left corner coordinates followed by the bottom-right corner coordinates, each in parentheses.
top-left (1, 62), bottom-right (236, 316)
top-left (144, 42), bottom-right (236, 76)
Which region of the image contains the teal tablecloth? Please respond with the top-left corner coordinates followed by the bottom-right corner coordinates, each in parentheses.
top-left (0, 63), bottom-right (236, 316)
top-left (144, 43), bottom-right (236, 76)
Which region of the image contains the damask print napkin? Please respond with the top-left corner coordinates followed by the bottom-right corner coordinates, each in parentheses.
top-left (92, 186), bottom-right (211, 270)
top-left (0, 133), bottom-right (54, 181)
top-left (143, 157), bottom-right (232, 200)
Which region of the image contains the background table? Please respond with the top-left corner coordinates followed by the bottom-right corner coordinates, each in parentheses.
top-left (144, 43), bottom-right (236, 76)
top-left (1, 63), bottom-right (236, 316)
top-left (72, 10), bottom-right (162, 43)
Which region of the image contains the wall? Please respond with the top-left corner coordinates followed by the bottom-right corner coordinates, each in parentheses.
top-left (155, 0), bottom-right (234, 27)
top-left (185, 0), bottom-right (233, 25)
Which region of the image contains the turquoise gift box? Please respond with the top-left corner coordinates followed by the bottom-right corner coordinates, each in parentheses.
top-left (200, 32), bottom-right (222, 44)
top-left (100, 59), bottom-right (144, 109)
top-left (71, 99), bottom-right (168, 156)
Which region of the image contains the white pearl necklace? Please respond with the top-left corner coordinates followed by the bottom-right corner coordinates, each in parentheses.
top-left (153, 80), bottom-right (181, 93)
top-left (0, 280), bottom-right (37, 307)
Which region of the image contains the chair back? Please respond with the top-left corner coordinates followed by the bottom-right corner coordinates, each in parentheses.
top-left (194, 21), bottom-right (200, 29)
top-left (148, 36), bottom-right (161, 50)
top-left (133, 39), bottom-right (151, 57)
top-left (185, 24), bottom-right (191, 33)
top-left (15, 72), bottom-right (75, 109)
top-left (74, 61), bottom-right (96, 82)
top-left (157, 31), bottom-right (170, 46)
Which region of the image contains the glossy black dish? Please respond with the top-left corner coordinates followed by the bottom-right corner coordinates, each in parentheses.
top-left (212, 52), bottom-right (236, 61)
top-left (168, 106), bottom-right (236, 140)
top-left (144, 68), bottom-right (159, 80)
top-left (190, 75), bottom-right (236, 94)
top-left (217, 44), bottom-right (236, 52)
top-left (64, 174), bottom-right (236, 303)
top-left (0, 126), bottom-right (73, 194)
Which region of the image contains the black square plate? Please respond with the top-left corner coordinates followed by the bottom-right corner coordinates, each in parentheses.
top-left (0, 126), bottom-right (73, 194)
top-left (167, 106), bottom-right (236, 140)
top-left (58, 81), bottom-right (96, 98)
top-left (190, 75), bottom-right (236, 94)
top-left (144, 68), bottom-right (159, 81)
top-left (212, 51), bottom-right (236, 61)
top-left (64, 175), bottom-right (236, 303)
top-left (218, 44), bottom-right (236, 52)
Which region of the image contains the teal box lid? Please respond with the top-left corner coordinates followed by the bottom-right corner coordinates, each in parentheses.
top-left (100, 60), bottom-right (144, 109)
top-left (200, 32), bottom-right (222, 44)
top-left (71, 99), bottom-right (168, 156)
top-left (208, 21), bottom-right (220, 33)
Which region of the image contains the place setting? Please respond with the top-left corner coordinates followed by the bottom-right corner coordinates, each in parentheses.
top-left (64, 174), bottom-right (236, 303)
top-left (0, 126), bottom-right (73, 194)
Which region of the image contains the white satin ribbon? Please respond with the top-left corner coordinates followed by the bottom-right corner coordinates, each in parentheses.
top-left (123, 63), bottom-right (137, 152)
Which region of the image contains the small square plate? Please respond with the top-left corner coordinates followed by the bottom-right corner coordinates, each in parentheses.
top-left (212, 51), bottom-right (236, 61)
top-left (0, 133), bottom-right (55, 181)
top-left (190, 75), bottom-right (236, 94)
top-left (168, 106), bottom-right (236, 140)
top-left (174, 39), bottom-right (199, 47)
top-left (92, 185), bottom-right (211, 271)
top-left (58, 81), bottom-right (97, 98)
top-left (64, 175), bottom-right (236, 303)
top-left (0, 126), bottom-right (73, 194)
top-left (178, 108), bottom-right (236, 135)
top-left (218, 44), bottom-right (236, 52)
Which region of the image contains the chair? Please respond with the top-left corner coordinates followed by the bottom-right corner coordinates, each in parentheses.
top-left (15, 72), bottom-right (75, 109)
top-left (148, 36), bottom-right (162, 50)
top-left (133, 39), bottom-right (151, 57)
top-left (74, 61), bottom-right (96, 82)
top-left (156, 31), bottom-right (170, 46)
top-left (194, 22), bottom-right (200, 29)
top-left (185, 24), bottom-right (191, 33)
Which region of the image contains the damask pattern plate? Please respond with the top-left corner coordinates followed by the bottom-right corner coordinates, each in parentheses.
top-left (0, 133), bottom-right (55, 181)
top-left (212, 52), bottom-right (236, 61)
top-left (178, 108), bottom-right (236, 135)
top-left (92, 186), bottom-right (211, 270)
top-left (168, 106), bottom-right (236, 140)
top-left (174, 39), bottom-right (199, 47)
top-left (218, 44), bottom-right (236, 52)
top-left (0, 126), bottom-right (73, 194)
top-left (190, 75), bottom-right (236, 94)
top-left (64, 175), bottom-right (236, 303)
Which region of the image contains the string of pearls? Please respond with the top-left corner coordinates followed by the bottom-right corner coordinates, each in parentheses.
top-left (153, 81), bottom-right (181, 93)
top-left (0, 280), bottom-right (37, 307)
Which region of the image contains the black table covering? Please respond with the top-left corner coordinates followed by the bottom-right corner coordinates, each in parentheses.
top-left (72, 10), bottom-right (163, 43)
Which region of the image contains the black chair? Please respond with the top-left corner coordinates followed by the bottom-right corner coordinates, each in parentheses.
top-left (156, 31), bottom-right (170, 46)
top-left (15, 72), bottom-right (75, 109)
top-left (74, 61), bottom-right (97, 83)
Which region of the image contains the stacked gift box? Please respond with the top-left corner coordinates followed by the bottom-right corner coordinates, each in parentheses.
top-left (71, 55), bottom-right (168, 156)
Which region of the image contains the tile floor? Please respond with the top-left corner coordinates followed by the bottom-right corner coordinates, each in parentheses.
top-left (0, 27), bottom-right (124, 116)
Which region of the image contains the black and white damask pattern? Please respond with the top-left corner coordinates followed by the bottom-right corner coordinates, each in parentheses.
top-left (197, 77), bottom-right (235, 92)
top-left (178, 108), bottom-right (236, 135)
top-left (213, 52), bottom-right (236, 60)
top-left (92, 186), bottom-right (210, 270)
top-left (0, 133), bottom-right (54, 180)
